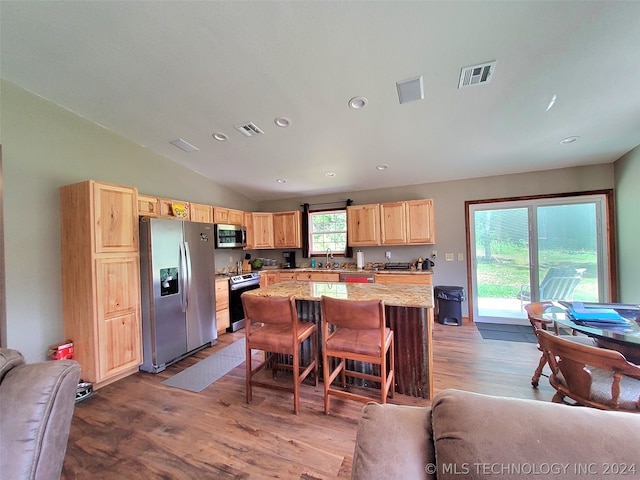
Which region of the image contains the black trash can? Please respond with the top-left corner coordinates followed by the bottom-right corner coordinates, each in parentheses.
top-left (434, 286), bottom-right (466, 326)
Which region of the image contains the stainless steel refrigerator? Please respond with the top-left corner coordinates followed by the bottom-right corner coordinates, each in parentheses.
top-left (139, 217), bottom-right (217, 373)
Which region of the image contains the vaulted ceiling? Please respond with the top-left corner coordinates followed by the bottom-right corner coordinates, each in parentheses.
top-left (2, 1), bottom-right (639, 201)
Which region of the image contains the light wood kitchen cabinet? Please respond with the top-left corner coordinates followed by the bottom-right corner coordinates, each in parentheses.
top-left (215, 277), bottom-right (230, 333)
top-left (347, 204), bottom-right (381, 246)
top-left (380, 202), bottom-right (407, 245)
top-left (260, 271), bottom-right (279, 288)
top-left (380, 199), bottom-right (435, 245)
top-left (60, 180), bottom-right (142, 389)
top-left (244, 211), bottom-right (255, 249)
top-left (375, 273), bottom-right (432, 286)
top-left (214, 207), bottom-right (244, 225)
top-left (138, 194), bottom-right (159, 217)
top-left (252, 212), bottom-right (274, 249)
top-left (159, 197), bottom-right (191, 220)
top-left (296, 271), bottom-right (340, 282)
top-left (191, 203), bottom-right (213, 223)
top-left (278, 271), bottom-right (297, 282)
top-left (406, 199), bottom-right (435, 244)
top-left (273, 211), bottom-right (301, 248)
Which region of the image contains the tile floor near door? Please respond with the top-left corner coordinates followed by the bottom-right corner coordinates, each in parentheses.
top-left (62, 321), bottom-right (555, 479)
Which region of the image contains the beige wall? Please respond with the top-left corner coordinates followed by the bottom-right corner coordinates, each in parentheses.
top-left (0, 80), bottom-right (257, 361)
top-left (614, 145), bottom-right (640, 303)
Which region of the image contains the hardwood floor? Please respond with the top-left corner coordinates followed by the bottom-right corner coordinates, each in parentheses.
top-left (62, 322), bottom-right (555, 479)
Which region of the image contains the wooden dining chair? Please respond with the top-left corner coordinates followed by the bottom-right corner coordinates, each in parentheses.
top-left (525, 301), bottom-right (595, 387)
top-left (320, 295), bottom-right (394, 414)
top-left (241, 294), bottom-right (318, 414)
top-left (536, 328), bottom-right (640, 411)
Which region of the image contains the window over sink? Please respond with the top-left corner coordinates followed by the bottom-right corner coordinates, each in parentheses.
top-left (309, 209), bottom-right (347, 255)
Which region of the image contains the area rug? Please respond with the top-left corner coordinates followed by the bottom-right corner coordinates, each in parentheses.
top-left (162, 338), bottom-right (246, 393)
top-left (476, 323), bottom-right (537, 343)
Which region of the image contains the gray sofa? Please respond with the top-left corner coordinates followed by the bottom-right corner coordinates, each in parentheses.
top-left (352, 389), bottom-right (640, 480)
top-left (0, 348), bottom-right (80, 480)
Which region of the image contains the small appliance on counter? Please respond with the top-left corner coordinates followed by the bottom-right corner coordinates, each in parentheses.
top-left (282, 251), bottom-right (296, 269)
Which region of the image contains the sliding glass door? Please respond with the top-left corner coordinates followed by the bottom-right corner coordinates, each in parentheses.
top-left (469, 194), bottom-right (608, 324)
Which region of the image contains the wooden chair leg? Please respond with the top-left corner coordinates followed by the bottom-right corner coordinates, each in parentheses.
top-left (340, 358), bottom-right (346, 387)
top-left (293, 345), bottom-right (300, 415)
top-left (381, 348), bottom-right (388, 405)
top-left (312, 331), bottom-right (319, 386)
top-left (246, 340), bottom-right (252, 405)
top-left (323, 349), bottom-right (331, 414)
top-left (531, 352), bottom-right (547, 388)
top-left (389, 335), bottom-right (394, 399)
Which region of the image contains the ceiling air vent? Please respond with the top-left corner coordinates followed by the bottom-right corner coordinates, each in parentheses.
top-left (458, 61), bottom-right (496, 89)
top-left (234, 122), bottom-right (264, 137)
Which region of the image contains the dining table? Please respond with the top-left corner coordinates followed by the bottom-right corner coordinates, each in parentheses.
top-left (543, 302), bottom-right (640, 364)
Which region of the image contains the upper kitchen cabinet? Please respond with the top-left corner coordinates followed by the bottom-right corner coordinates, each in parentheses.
top-left (214, 207), bottom-right (244, 226)
top-left (380, 199), bottom-right (435, 245)
top-left (93, 182), bottom-right (139, 253)
top-left (60, 180), bottom-right (142, 388)
top-left (273, 211), bottom-right (301, 248)
top-left (244, 211), bottom-right (255, 249)
top-left (406, 199), bottom-right (435, 244)
top-left (252, 212), bottom-right (274, 249)
top-left (159, 198), bottom-right (191, 220)
top-left (380, 202), bottom-right (407, 245)
top-left (137, 194), bottom-right (159, 218)
top-left (347, 204), bottom-right (381, 246)
top-left (191, 203), bottom-right (213, 223)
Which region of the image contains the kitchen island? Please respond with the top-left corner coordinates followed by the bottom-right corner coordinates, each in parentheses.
top-left (243, 281), bottom-right (435, 398)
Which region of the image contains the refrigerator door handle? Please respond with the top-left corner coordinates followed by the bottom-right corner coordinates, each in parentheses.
top-left (184, 241), bottom-right (192, 310)
top-left (179, 241), bottom-right (188, 312)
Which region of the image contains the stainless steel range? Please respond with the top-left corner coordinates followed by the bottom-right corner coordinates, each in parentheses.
top-left (227, 272), bottom-right (261, 332)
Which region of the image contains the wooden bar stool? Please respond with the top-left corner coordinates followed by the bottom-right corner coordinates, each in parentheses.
top-left (320, 295), bottom-right (394, 414)
top-left (241, 294), bottom-right (318, 414)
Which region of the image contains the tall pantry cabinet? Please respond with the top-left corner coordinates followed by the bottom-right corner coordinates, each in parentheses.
top-left (60, 180), bottom-right (142, 388)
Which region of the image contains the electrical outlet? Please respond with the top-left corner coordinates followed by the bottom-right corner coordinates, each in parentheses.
top-left (445, 253), bottom-right (454, 261)
top-left (457, 253), bottom-right (464, 261)
top-left (432, 250), bottom-right (437, 258)
top-left (385, 251), bottom-right (391, 260)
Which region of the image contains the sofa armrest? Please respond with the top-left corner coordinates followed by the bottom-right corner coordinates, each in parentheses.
top-left (0, 359), bottom-right (81, 480)
top-left (351, 402), bottom-right (434, 480)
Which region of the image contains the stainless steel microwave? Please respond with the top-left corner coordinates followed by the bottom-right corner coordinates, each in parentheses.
top-left (214, 224), bottom-right (246, 248)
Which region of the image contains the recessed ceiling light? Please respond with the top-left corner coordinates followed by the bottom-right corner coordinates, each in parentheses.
top-left (376, 164), bottom-right (389, 171)
top-left (560, 136), bottom-right (580, 144)
top-left (169, 138), bottom-right (199, 153)
top-left (276, 178), bottom-right (287, 184)
top-left (325, 171), bottom-right (336, 177)
top-left (348, 96), bottom-right (368, 109)
top-left (212, 132), bottom-right (228, 142)
top-left (274, 117), bottom-right (291, 128)
top-left (545, 94), bottom-right (558, 112)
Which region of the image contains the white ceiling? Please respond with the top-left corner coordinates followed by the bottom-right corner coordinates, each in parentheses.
top-left (2, 1), bottom-right (639, 202)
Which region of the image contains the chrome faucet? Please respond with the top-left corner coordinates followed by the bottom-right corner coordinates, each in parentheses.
top-left (326, 247), bottom-right (333, 269)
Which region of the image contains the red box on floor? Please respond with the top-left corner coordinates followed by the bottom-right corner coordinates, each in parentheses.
top-left (48, 340), bottom-right (74, 360)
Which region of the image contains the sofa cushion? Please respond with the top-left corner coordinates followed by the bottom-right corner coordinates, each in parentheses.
top-left (431, 389), bottom-right (640, 480)
top-left (351, 402), bottom-right (434, 480)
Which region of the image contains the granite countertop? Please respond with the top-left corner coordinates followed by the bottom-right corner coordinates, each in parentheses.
top-left (260, 267), bottom-right (433, 275)
top-left (243, 281), bottom-right (434, 309)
